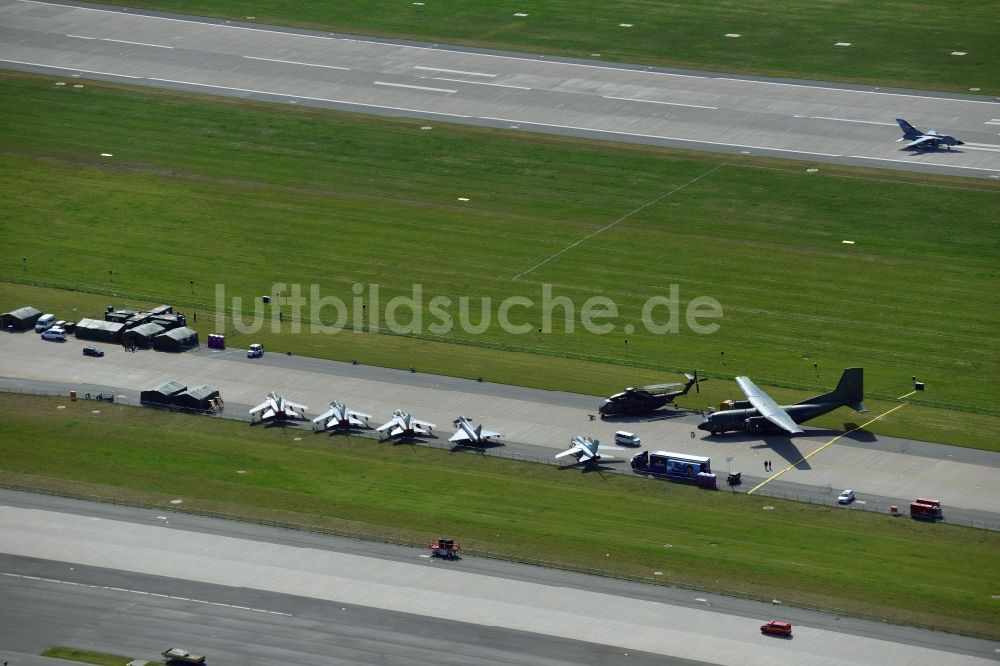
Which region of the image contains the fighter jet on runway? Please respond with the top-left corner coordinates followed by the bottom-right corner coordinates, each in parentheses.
top-left (599, 372), bottom-right (703, 417)
top-left (698, 368), bottom-right (867, 436)
top-left (449, 416), bottom-right (504, 446)
top-left (313, 401), bottom-right (373, 431)
top-left (377, 409), bottom-right (436, 440)
top-left (249, 392), bottom-right (309, 423)
top-left (896, 119), bottom-right (964, 150)
top-left (555, 436), bottom-right (623, 466)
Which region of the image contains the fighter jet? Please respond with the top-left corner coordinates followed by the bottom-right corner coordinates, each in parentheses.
top-left (312, 400), bottom-right (373, 431)
top-left (698, 368), bottom-right (867, 436)
top-left (449, 416), bottom-right (504, 446)
top-left (555, 436), bottom-right (623, 465)
top-left (896, 119), bottom-right (964, 150)
top-left (599, 372), bottom-right (702, 417)
top-left (249, 392), bottom-right (309, 423)
top-left (377, 409), bottom-right (436, 440)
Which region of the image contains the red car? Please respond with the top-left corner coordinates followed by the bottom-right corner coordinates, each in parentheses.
top-left (760, 620), bottom-right (792, 636)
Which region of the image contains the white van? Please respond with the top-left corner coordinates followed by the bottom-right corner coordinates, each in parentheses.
top-left (35, 314), bottom-right (56, 332)
top-left (41, 327), bottom-right (67, 341)
top-left (614, 431), bottom-right (641, 447)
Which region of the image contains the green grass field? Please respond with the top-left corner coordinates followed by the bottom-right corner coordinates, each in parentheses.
top-left (2, 394), bottom-right (997, 638)
top-left (41, 647), bottom-right (133, 666)
top-left (2, 71), bottom-right (998, 449)
top-left (105, 0), bottom-right (1000, 94)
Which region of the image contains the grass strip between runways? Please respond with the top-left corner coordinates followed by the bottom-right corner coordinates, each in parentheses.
top-left (2, 394), bottom-right (997, 639)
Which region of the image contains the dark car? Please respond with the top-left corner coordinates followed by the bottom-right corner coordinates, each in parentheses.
top-left (82, 347), bottom-right (105, 357)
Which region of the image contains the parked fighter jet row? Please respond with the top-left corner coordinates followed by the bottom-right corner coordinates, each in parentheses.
top-left (248, 368), bottom-right (868, 464)
top-left (249, 395), bottom-right (503, 447)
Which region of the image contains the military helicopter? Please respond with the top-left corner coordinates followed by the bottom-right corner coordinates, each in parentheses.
top-left (599, 372), bottom-right (702, 417)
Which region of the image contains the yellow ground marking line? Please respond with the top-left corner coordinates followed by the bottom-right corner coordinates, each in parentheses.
top-left (896, 390), bottom-right (917, 400)
top-left (746, 403), bottom-right (908, 495)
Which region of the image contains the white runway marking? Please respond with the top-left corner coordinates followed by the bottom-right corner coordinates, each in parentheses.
top-left (0, 58), bottom-right (143, 78)
top-left (243, 55), bottom-right (350, 70)
top-left (848, 155), bottom-right (999, 172)
top-left (961, 143), bottom-right (1000, 153)
top-left (373, 81), bottom-right (457, 94)
top-left (480, 115), bottom-right (842, 157)
top-left (413, 65), bottom-right (496, 77)
top-left (65, 34), bottom-right (95, 40)
top-left (102, 38), bottom-right (173, 49)
top-left (140, 77), bottom-right (472, 117)
top-left (432, 77), bottom-right (531, 90)
top-left (512, 164), bottom-right (726, 280)
top-left (1, 571), bottom-right (292, 616)
top-left (714, 76), bottom-right (1000, 104)
top-left (604, 95), bottom-right (718, 110)
top-left (803, 115), bottom-right (896, 126)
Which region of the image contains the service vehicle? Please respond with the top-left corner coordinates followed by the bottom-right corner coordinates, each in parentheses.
top-left (34, 313), bottom-right (55, 332)
top-left (631, 450), bottom-right (716, 488)
top-left (429, 537), bottom-right (460, 559)
top-left (614, 431), bottom-right (641, 447)
top-left (40, 327), bottom-right (67, 341)
top-left (910, 497), bottom-right (943, 521)
top-left (247, 343), bottom-right (263, 358)
top-left (82, 346), bottom-right (105, 357)
top-left (760, 620), bottom-right (792, 636)
top-left (161, 647), bottom-right (206, 664)
top-left (837, 489), bottom-right (855, 504)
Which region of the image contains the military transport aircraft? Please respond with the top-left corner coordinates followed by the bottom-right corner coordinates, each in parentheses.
top-left (313, 400), bottom-right (373, 431)
top-left (599, 372), bottom-right (702, 417)
top-left (698, 368), bottom-right (867, 436)
top-left (555, 436), bottom-right (624, 466)
top-left (249, 392), bottom-right (309, 423)
top-left (449, 416), bottom-right (504, 446)
top-left (377, 409), bottom-right (437, 440)
top-left (896, 119), bottom-right (964, 150)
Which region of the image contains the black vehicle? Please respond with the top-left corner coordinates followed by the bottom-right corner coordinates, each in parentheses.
top-left (599, 372), bottom-right (701, 417)
top-left (82, 346), bottom-right (105, 357)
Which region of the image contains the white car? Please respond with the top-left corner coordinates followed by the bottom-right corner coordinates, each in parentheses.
top-left (614, 431), bottom-right (641, 447)
top-left (40, 327), bottom-right (67, 341)
top-left (837, 489), bottom-right (856, 504)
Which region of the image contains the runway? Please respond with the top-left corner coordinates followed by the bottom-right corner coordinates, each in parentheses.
top-left (1, 0), bottom-right (999, 178)
top-left (2, 332), bottom-right (999, 527)
top-left (1, 490), bottom-right (996, 665)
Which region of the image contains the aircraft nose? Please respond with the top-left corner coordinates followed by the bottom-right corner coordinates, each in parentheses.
top-left (697, 420), bottom-right (710, 431)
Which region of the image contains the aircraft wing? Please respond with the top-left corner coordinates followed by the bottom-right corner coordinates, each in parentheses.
top-left (905, 136), bottom-right (937, 148)
top-left (735, 376), bottom-right (804, 434)
top-left (285, 401), bottom-right (308, 412)
top-left (555, 443), bottom-right (584, 459)
top-left (249, 401), bottom-right (271, 415)
top-left (479, 427), bottom-right (503, 439)
top-left (449, 429), bottom-right (471, 443)
top-left (412, 418), bottom-right (436, 430)
top-left (348, 410), bottom-right (373, 422)
top-left (261, 408), bottom-right (276, 421)
top-left (313, 408), bottom-right (336, 424)
top-left (376, 418), bottom-right (400, 433)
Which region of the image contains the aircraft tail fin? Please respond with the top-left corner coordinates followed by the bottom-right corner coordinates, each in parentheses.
top-left (896, 118), bottom-right (920, 137)
top-left (805, 368), bottom-right (866, 411)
